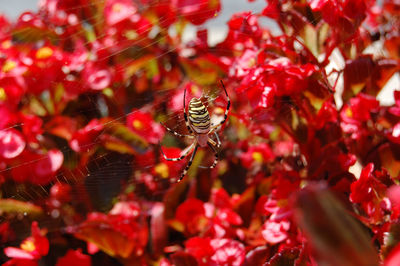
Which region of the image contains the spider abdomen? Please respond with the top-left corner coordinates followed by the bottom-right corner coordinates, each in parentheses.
top-left (188, 98), bottom-right (210, 134)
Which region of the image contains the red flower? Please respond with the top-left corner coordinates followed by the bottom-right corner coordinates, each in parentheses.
top-left (387, 185), bottom-right (400, 219)
top-left (75, 201), bottom-right (148, 258)
top-left (273, 140), bottom-right (294, 157)
top-left (342, 0), bottom-right (368, 22)
top-left (20, 114), bottom-right (43, 144)
top-left (2, 259), bottom-right (38, 266)
top-left (81, 62), bottom-right (112, 91)
top-left (175, 198), bottom-right (208, 235)
top-left (69, 119), bottom-right (104, 152)
top-left (0, 76), bottom-right (26, 107)
top-left (263, 197), bottom-right (292, 221)
top-left (261, 219), bottom-right (290, 244)
top-left (309, 0), bottom-right (342, 26)
top-left (340, 94), bottom-right (379, 140)
top-left (348, 93), bottom-right (379, 122)
top-left (185, 237), bottom-right (245, 265)
top-left (226, 11), bottom-right (262, 46)
top-left (152, 0), bottom-right (177, 28)
top-left (175, 198), bottom-right (205, 224)
top-left (126, 110), bottom-right (164, 145)
top-left (350, 163), bottom-right (389, 223)
top-left (109, 201), bottom-right (141, 218)
top-left (0, 106), bottom-right (17, 130)
top-left (50, 183), bottom-right (72, 203)
top-left (0, 129), bottom-right (25, 159)
top-left (236, 58), bottom-right (316, 111)
top-left (23, 46), bottom-right (65, 95)
top-left (388, 122), bottom-right (400, 144)
top-left (11, 149), bottom-right (63, 185)
top-left (104, 0), bottom-right (137, 26)
top-left (0, 15), bottom-right (10, 40)
top-left (157, 146), bottom-right (187, 180)
top-left (385, 242), bottom-right (400, 266)
top-left (214, 208), bottom-right (242, 226)
top-left (56, 249), bottom-right (91, 266)
top-left (210, 188), bottom-right (232, 209)
top-left (185, 237), bottom-right (214, 262)
top-left (255, 195), bottom-right (269, 215)
top-left (15, 12), bottom-right (46, 31)
top-left (240, 143), bottom-right (275, 169)
top-left (0, 222), bottom-right (15, 243)
top-left (209, 238), bottom-right (245, 265)
top-left (4, 222), bottom-right (49, 262)
top-left (314, 101), bottom-right (338, 129)
top-left (33, 149), bottom-right (64, 184)
top-left (350, 163), bottom-right (380, 203)
top-left (262, 1), bottom-right (280, 19)
top-left (172, 0), bottom-right (221, 25)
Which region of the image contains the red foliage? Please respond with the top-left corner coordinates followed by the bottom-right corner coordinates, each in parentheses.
top-left (4, 222), bottom-right (49, 263)
top-left (56, 249), bottom-right (91, 266)
top-left (0, 0), bottom-right (399, 264)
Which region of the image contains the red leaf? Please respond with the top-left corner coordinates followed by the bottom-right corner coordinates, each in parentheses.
top-left (385, 243), bottom-right (400, 266)
top-left (170, 251), bottom-right (198, 266)
top-left (56, 249), bottom-right (91, 266)
top-left (150, 203), bottom-right (168, 255)
top-left (244, 246), bottom-right (269, 266)
top-left (294, 184), bottom-right (379, 265)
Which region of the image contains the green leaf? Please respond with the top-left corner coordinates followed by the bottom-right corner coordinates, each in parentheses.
top-left (103, 120), bottom-right (149, 151)
top-left (0, 199), bottom-right (43, 217)
top-left (125, 55), bottom-right (156, 79)
top-left (102, 135), bottom-right (138, 155)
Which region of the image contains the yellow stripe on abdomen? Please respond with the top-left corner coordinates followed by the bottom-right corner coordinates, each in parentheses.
top-left (188, 98), bottom-right (210, 133)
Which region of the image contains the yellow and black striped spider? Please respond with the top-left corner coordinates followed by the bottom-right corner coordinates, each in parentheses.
top-left (160, 80), bottom-right (230, 183)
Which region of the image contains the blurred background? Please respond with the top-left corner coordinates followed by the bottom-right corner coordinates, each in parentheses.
top-left (0, 0), bottom-right (275, 45)
top-left (0, 0), bottom-right (397, 104)
top-left (0, 0), bottom-right (265, 21)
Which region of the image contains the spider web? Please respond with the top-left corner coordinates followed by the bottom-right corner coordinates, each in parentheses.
top-left (0, 0), bottom-right (273, 247)
top-left (0, 0), bottom-right (397, 255)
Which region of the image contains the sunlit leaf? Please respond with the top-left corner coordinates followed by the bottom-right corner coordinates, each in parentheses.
top-left (301, 24), bottom-right (318, 58)
top-left (103, 120), bottom-right (149, 151)
top-left (379, 144), bottom-right (400, 178)
top-left (0, 199), bottom-right (43, 217)
top-left (125, 55), bottom-right (157, 79)
top-left (45, 116), bottom-right (78, 140)
top-left (343, 56), bottom-right (399, 102)
top-left (75, 218), bottom-right (147, 259)
top-left (181, 57), bottom-right (222, 85)
top-left (12, 27), bottom-right (58, 43)
top-left (102, 135), bottom-right (138, 155)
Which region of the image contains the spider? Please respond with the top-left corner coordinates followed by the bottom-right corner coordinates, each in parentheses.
top-left (160, 80), bottom-right (230, 183)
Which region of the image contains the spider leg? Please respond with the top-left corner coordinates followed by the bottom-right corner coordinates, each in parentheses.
top-left (207, 139), bottom-right (219, 169)
top-left (183, 87), bottom-right (194, 134)
top-left (214, 131), bottom-right (221, 148)
top-left (176, 144), bottom-right (199, 183)
top-left (161, 122), bottom-right (194, 138)
top-left (211, 80), bottom-right (231, 130)
top-left (160, 142), bottom-right (195, 161)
